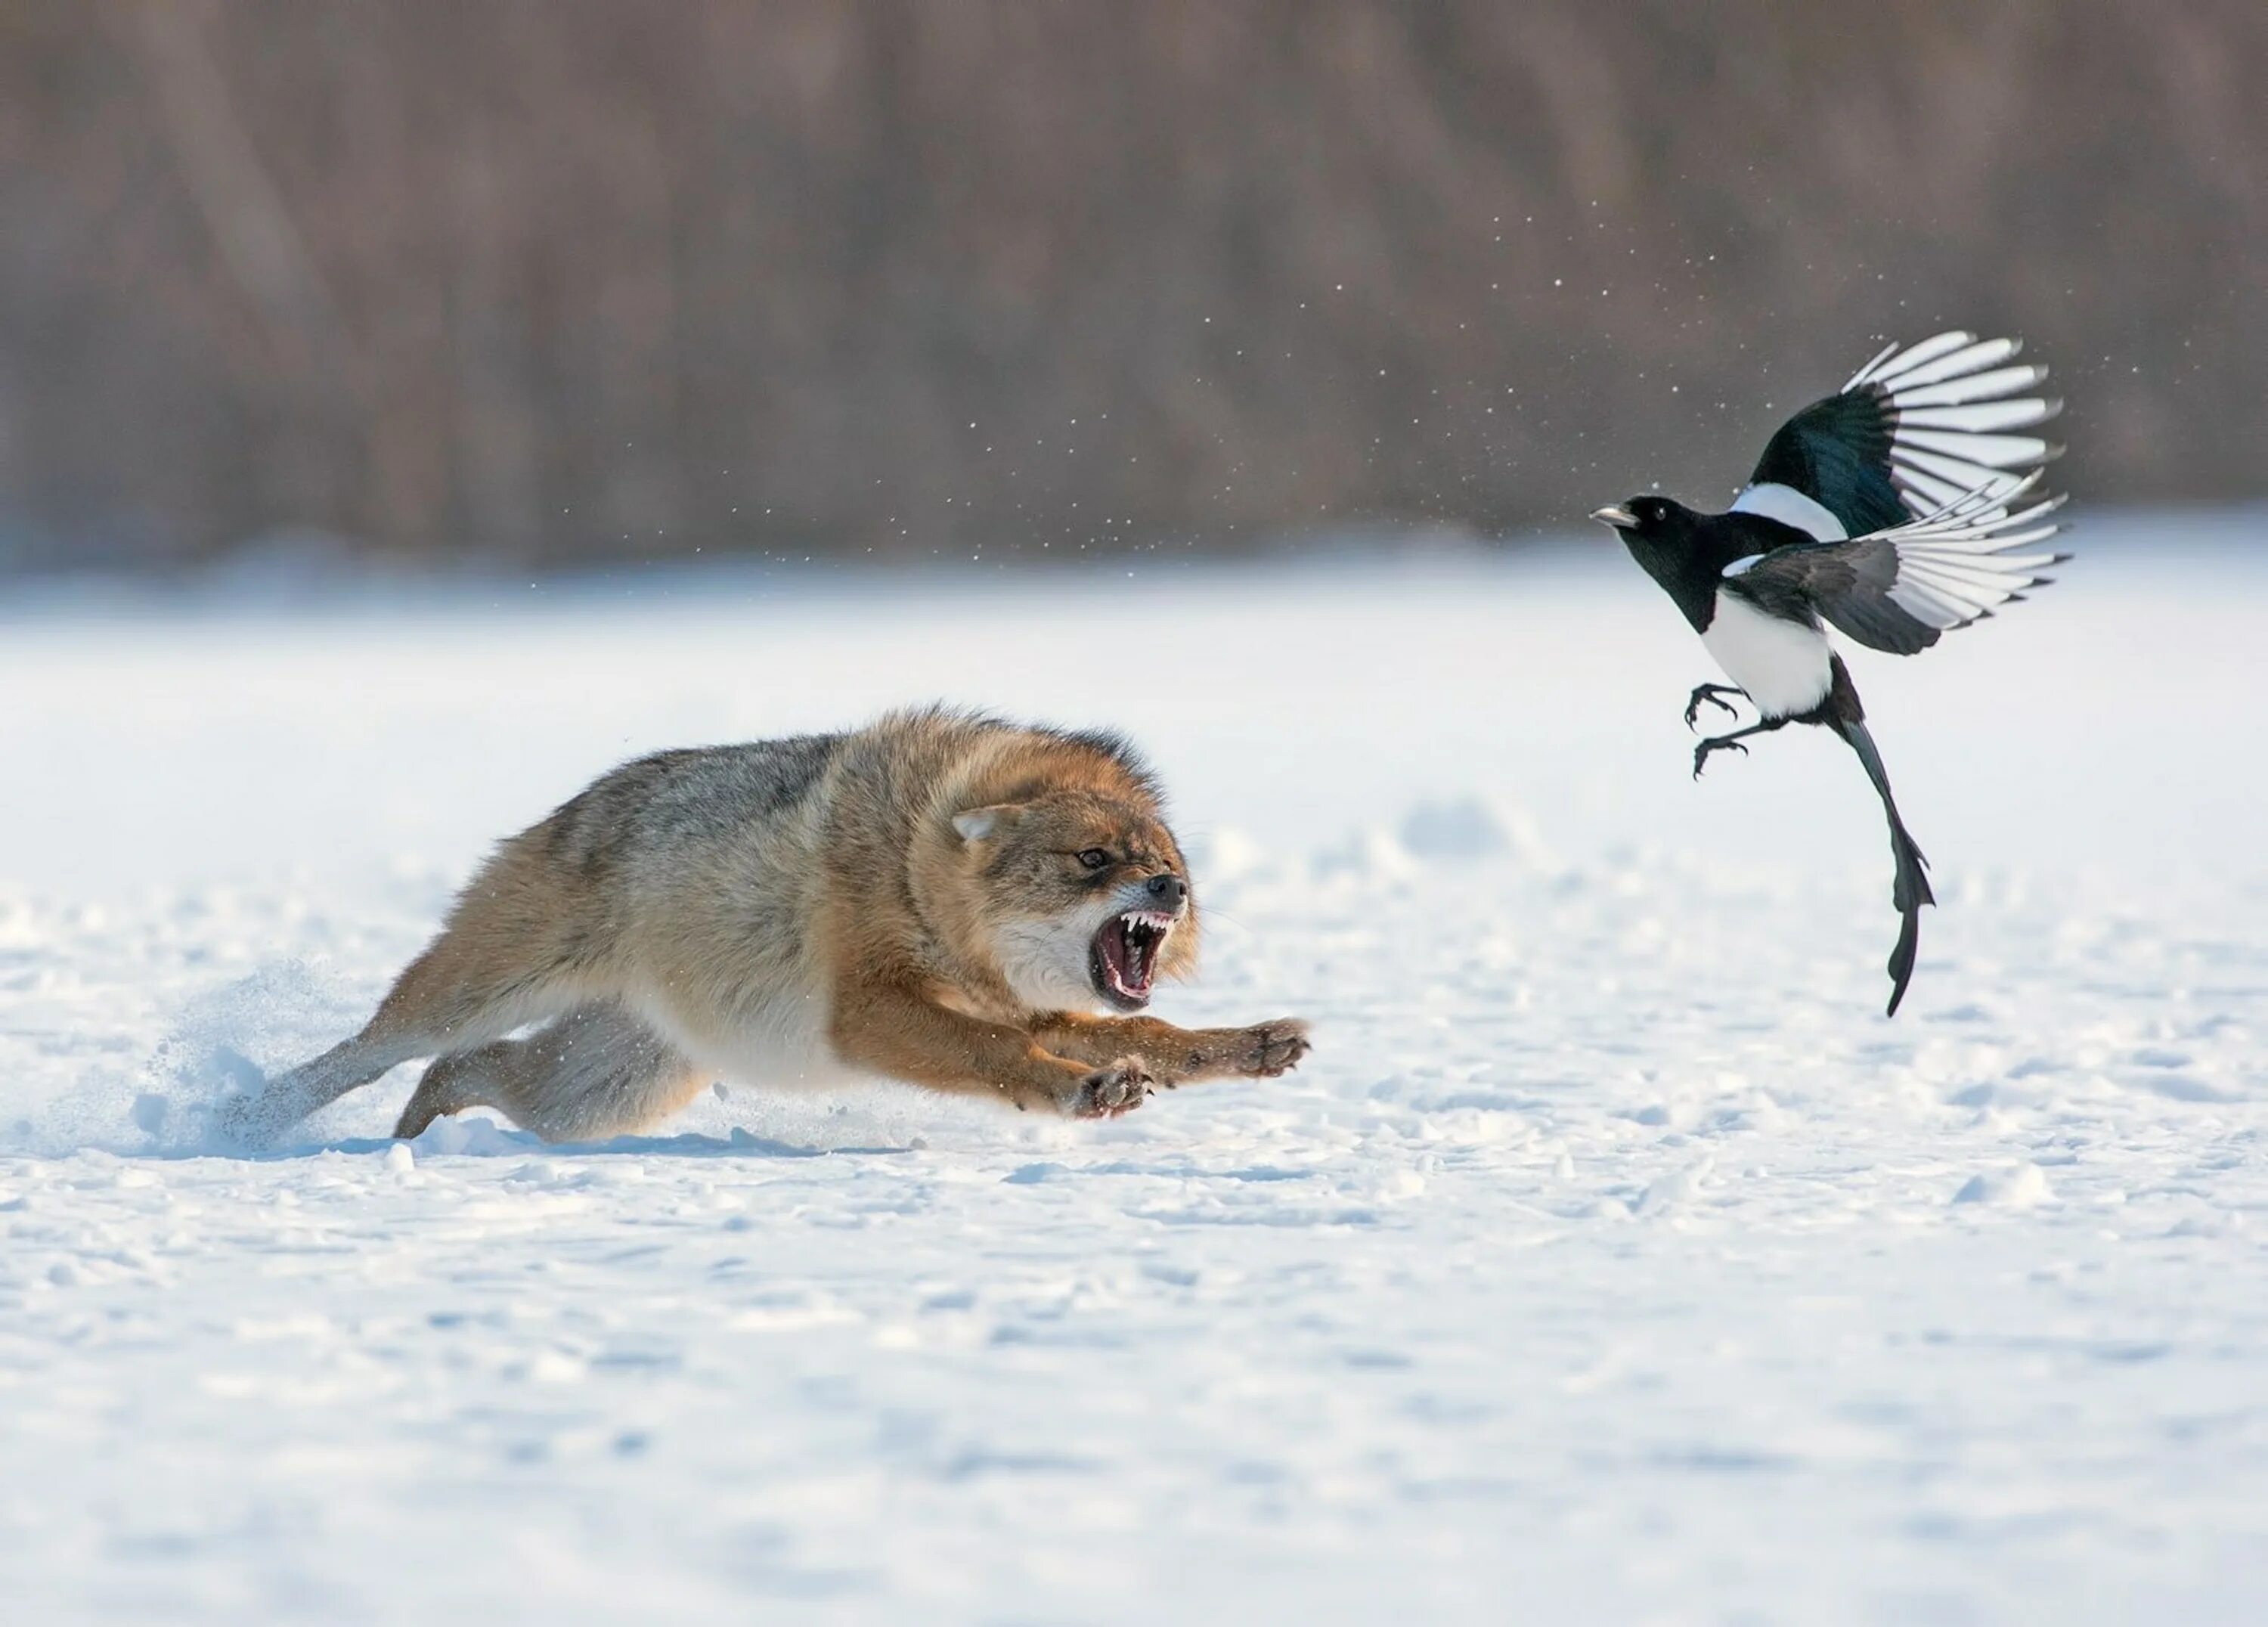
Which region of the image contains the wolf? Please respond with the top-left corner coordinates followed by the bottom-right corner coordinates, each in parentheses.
top-left (220, 708), bottom-right (1309, 1144)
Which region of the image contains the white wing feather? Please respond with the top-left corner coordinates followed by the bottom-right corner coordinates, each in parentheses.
top-left (1843, 332), bottom-right (2063, 520)
top-left (1858, 472), bottom-right (2069, 632)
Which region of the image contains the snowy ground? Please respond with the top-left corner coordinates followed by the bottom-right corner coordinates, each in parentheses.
top-left (4, 515), bottom-right (2267, 1623)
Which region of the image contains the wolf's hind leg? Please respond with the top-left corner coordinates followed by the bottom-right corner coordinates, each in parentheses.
top-left (392, 1040), bottom-right (519, 1140)
top-left (222, 903), bottom-right (590, 1145)
top-left (394, 1003), bottom-right (707, 1143)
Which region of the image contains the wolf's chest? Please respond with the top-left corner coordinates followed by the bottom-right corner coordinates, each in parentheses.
top-left (637, 979), bottom-right (872, 1093)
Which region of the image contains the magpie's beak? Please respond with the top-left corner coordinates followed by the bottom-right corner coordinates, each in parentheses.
top-left (1589, 505), bottom-right (1637, 531)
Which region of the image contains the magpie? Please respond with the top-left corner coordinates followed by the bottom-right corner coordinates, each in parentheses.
top-left (1590, 332), bottom-right (2069, 1015)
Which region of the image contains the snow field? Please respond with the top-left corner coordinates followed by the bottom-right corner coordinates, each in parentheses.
top-left (3, 518), bottom-right (2266, 1622)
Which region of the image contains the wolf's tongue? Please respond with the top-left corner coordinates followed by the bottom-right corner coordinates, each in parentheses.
top-left (1107, 920), bottom-right (1156, 995)
top-left (1102, 921), bottom-right (1134, 989)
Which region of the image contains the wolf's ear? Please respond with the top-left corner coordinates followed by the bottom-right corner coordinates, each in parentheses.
top-left (951, 804), bottom-right (1025, 842)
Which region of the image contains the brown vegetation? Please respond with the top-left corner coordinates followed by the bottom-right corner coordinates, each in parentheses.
top-left (3, 2), bottom-right (2260, 569)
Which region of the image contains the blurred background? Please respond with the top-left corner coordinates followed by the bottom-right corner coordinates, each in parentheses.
top-left (3, 0), bottom-right (2262, 578)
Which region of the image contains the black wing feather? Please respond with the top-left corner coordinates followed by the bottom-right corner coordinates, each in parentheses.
top-left (1743, 333), bottom-right (2062, 539)
top-left (1725, 539), bottom-right (1939, 655)
top-left (1747, 387), bottom-right (1908, 538)
top-left (1725, 478), bottom-right (2068, 658)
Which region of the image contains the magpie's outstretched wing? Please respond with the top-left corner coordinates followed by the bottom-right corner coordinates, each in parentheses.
top-left (1732, 333), bottom-right (2062, 542)
top-left (1722, 475), bottom-right (2069, 656)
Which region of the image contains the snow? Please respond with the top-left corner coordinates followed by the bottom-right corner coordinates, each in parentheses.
top-left (5, 514), bottom-right (2268, 1622)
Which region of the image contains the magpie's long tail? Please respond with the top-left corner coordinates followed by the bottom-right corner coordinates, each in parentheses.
top-left (1828, 717), bottom-right (1935, 1016)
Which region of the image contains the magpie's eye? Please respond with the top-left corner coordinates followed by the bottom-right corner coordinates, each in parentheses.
top-left (1076, 848), bottom-right (1111, 871)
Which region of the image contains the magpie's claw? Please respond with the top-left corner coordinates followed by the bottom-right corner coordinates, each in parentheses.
top-left (1684, 683), bottom-right (1746, 730)
top-left (1692, 736), bottom-right (1749, 779)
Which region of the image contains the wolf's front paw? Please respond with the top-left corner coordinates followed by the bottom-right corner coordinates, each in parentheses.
top-left (1234, 1018), bottom-right (1311, 1077)
top-left (1074, 1058), bottom-right (1154, 1119)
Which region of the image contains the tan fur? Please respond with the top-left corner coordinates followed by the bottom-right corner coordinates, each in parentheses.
top-left (222, 709), bottom-right (1309, 1144)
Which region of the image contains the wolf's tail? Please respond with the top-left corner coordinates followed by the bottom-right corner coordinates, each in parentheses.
top-left (1830, 717), bottom-right (1935, 1016)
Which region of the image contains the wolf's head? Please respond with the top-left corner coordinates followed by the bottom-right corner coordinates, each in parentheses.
top-left (940, 792), bottom-right (1199, 1013)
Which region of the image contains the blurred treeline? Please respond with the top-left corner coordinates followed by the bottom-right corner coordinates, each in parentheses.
top-left (2, 2), bottom-right (2261, 572)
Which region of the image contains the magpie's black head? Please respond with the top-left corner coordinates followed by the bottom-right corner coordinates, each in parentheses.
top-left (1588, 494), bottom-right (1702, 541)
top-left (1591, 494), bottom-right (1728, 629)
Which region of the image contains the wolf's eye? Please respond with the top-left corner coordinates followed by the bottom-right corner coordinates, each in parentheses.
top-left (1076, 848), bottom-right (1111, 870)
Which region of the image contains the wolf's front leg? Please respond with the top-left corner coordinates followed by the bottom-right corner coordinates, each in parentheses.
top-left (1027, 1012), bottom-right (1310, 1087)
top-left (829, 979), bottom-right (1154, 1118)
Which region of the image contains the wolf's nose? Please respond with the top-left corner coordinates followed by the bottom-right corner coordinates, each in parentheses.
top-left (1145, 873), bottom-right (1186, 909)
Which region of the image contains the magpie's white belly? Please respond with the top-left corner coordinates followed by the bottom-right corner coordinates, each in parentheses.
top-left (1701, 593), bottom-right (1833, 718)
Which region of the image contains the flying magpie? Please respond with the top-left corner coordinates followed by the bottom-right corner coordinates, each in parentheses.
top-left (1590, 332), bottom-right (2068, 1015)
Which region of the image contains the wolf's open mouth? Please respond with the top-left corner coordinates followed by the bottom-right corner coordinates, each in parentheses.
top-left (1092, 910), bottom-right (1173, 1008)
